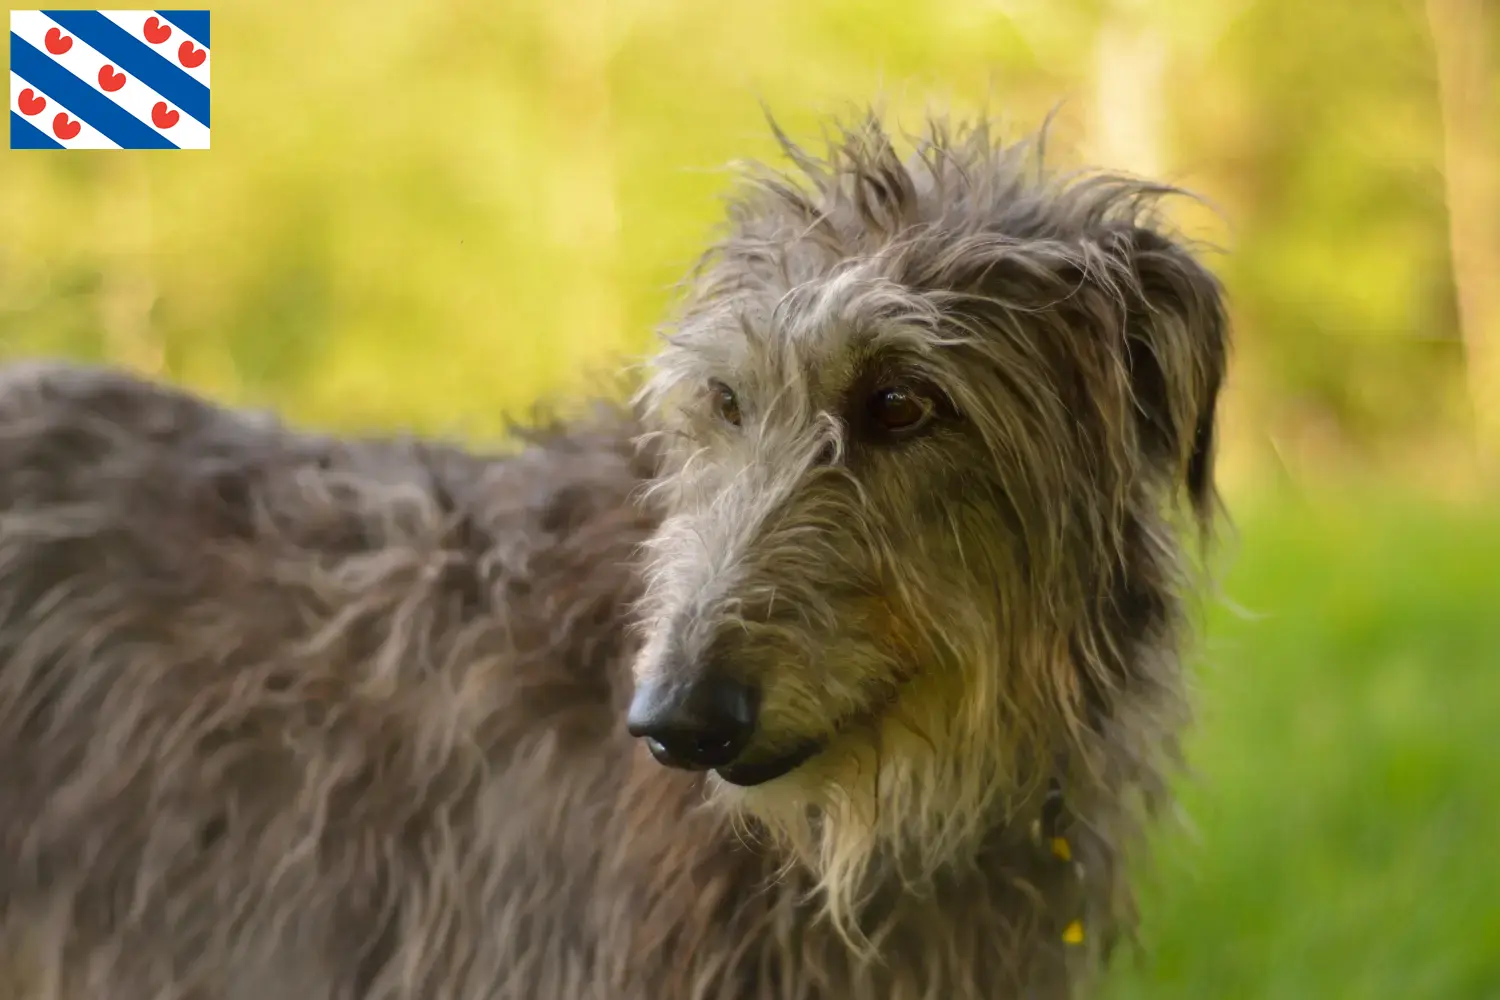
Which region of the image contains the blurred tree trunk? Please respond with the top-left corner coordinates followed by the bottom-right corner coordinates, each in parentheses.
top-left (1090, 0), bottom-right (1168, 178)
top-left (1425, 0), bottom-right (1500, 472)
top-left (99, 157), bottom-right (164, 376)
top-left (539, 0), bottom-right (623, 375)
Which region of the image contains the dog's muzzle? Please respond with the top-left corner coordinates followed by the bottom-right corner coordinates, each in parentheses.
top-left (627, 674), bottom-right (758, 771)
top-left (626, 675), bottom-right (822, 786)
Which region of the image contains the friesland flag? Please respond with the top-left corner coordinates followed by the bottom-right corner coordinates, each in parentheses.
top-left (9, 9), bottom-right (209, 149)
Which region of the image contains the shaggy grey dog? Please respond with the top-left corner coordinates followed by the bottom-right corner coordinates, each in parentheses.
top-left (0, 112), bottom-right (1227, 1000)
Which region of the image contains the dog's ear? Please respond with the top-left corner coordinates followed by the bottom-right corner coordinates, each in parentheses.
top-left (1114, 225), bottom-right (1229, 521)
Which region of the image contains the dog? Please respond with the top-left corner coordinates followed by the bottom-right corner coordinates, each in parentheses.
top-left (0, 110), bottom-right (1228, 999)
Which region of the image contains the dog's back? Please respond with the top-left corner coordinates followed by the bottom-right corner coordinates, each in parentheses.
top-left (0, 362), bottom-right (682, 999)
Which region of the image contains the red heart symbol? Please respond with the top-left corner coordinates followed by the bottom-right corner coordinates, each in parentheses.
top-left (178, 40), bottom-right (205, 69)
top-left (44, 26), bottom-right (73, 54)
top-left (98, 65), bottom-right (127, 92)
top-left (143, 15), bottom-right (171, 44)
top-left (17, 88), bottom-right (46, 116)
top-left (151, 101), bottom-right (179, 129)
top-left (52, 112), bottom-right (80, 141)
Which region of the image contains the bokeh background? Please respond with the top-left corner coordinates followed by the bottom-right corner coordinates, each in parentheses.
top-left (3, 0), bottom-right (1499, 996)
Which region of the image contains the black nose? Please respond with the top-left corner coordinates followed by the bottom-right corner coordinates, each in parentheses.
top-left (626, 674), bottom-right (758, 771)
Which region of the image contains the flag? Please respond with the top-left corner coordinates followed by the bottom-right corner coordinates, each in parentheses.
top-left (9, 9), bottom-right (209, 149)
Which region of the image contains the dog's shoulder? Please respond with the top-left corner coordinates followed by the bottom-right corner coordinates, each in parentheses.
top-left (0, 364), bottom-right (656, 997)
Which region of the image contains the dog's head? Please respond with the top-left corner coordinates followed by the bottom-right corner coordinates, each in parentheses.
top-left (627, 111), bottom-right (1227, 917)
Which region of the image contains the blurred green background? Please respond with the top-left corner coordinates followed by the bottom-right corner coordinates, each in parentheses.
top-left (3, 0), bottom-right (1498, 996)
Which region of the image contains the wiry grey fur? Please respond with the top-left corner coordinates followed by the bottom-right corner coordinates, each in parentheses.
top-left (0, 111), bottom-right (1228, 999)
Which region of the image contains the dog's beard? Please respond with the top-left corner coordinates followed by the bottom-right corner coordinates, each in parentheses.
top-left (709, 643), bottom-right (1032, 952)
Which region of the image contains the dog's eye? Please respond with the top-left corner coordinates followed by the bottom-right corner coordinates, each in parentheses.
top-left (709, 380), bottom-right (741, 427)
top-left (868, 386), bottom-right (934, 435)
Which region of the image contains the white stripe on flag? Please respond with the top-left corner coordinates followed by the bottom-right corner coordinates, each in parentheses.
top-left (98, 10), bottom-right (211, 88)
top-left (11, 10), bottom-right (209, 148)
top-left (10, 70), bottom-right (122, 148)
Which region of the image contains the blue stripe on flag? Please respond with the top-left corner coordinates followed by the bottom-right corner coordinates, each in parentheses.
top-left (158, 9), bottom-right (209, 48)
top-left (10, 110), bottom-right (66, 149)
top-left (9, 34), bottom-right (178, 149)
top-left (42, 10), bottom-right (210, 127)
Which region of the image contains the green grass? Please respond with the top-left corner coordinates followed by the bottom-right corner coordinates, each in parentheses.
top-left (1101, 490), bottom-right (1500, 1000)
